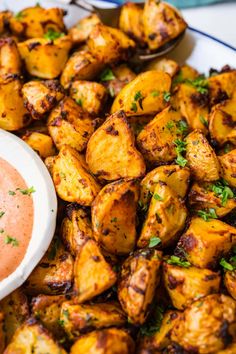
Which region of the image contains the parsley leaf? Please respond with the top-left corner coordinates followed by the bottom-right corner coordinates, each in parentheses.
top-left (17, 186), bottom-right (36, 196)
top-left (76, 98), bottom-right (83, 107)
top-left (140, 305), bottom-right (164, 336)
top-left (174, 139), bottom-right (187, 167)
top-left (153, 193), bottom-right (163, 201)
top-left (199, 115), bottom-right (208, 127)
top-left (197, 208), bottom-right (218, 221)
top-left (163, 91), bottom-right (171, 102)
top-left (186, 76), bottom-right (209, 94)
top-left (211, 179), bottom-right (234, 206)
top-left (166, 121), bottom-right (175, 130)
top-left (8, 190), bottom-right (16, 196)
top-left (44, 29), bottom-right (65, 41)
top-left (176, 120), bottom-right (188, 135)
top-left (100, 68), bottom-right (115, 82)
top-left (220, 258), bottom-right (235, 271)
top-left (167, 255), bottom-right (191, 268)
top-left (4, 236), bottom-right (19, 247)
top-left (62, 309), bottom-right (69, 319)
top-left (148, 237), bottom-right (161, 248)
top-left (134, 91), bottom-right (143, 101)
top-left (0, 211), bottom-right (5, 218)
top-left (138, 200), bottom-right (148, 212)
top-left (130, 102), bottom-right (137, 113)
top-left (14, 11), bottom-right (25, 21)
top-left (151, 90), bottom-right (160, 97)
top-left (111, 217), bottom-right (117, 223)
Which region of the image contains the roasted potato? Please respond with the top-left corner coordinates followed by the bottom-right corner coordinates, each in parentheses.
top-left (186, 129), bottom-right (220, 181)
top-left (208, 70), bottom-right (236, 106)
top-left (86, 110), bottom-right (146, 181)
top-left (92, 179), bottom-right (139, 255)
top-left (22, 132), bottom-right (56, 159)
top-left (69, 13), bottom-right (101, 44)
top-left (111, 70), bottom-right (171, 116)
top-left (60, 301), bottom-right (126, 339)
top-left (137, 107), bottom-right (188, 165)
top-left (70, 328), bottom-right (135, 354)
top-left (163, 261), bottom-right (220, 310)
top-left (118, 248), bottom-right (162, 324)
top-left (103, 64), bottom-right (136, 97)
top-left (224, 270), bottom-right (236, 300)
top-left (24, 237), bottom-right (74, 295)
top-left (73, 239), bottom-right (117, 303)
top-left (0, 11), bottom-right (12, 35)
top-left (0, 37), bottom-right (21, 77)
top-left (175, 217), bottom-right (236, 269)
top-left (48, 97), bottom-right (96, 152)
top-left (218, 343), bottom-right (236, 354)
top-left (88, 24), bottom-right (135, 65)
top-left (22, 80), bottom-right (64, 119)
top-left (70, 80), bottom-right (107, 115)
top-left (4, 319), bottom-right (66, 354)
top-left (145, 58), bottom-right (179, 77)
top-left (138, 182), bottom-right (187, 248)
top-left (18, 36), bottom-right (72, 79)
top-left (171, 294), bottom-right (236, 353)
top-left (0, 75), bottom-right (30, 131)
top-left (219, 149), bottom-right (236, 187)
top-left (9, 6), bottom-right (65, 38)
top-left (143, 0), bottom-right (187, 51)
top-left (52, 145), bottom-right (100, 205)
top-left (60, 50), bottom-right (104, 89)
top-left (119, 2), bottom-right (145, 44)
top-left (174, 64), bottom-right (199, 83)
top-left (0, 312), bottom-right (4, 354)
top-left (61, 204), bottom-right (93, 256)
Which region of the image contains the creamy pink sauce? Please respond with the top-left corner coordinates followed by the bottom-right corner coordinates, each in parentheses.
top-left (0, 157), bottom-right (33, 281)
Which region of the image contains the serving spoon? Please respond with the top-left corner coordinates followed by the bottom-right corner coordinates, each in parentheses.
top-left (59, 0), bottom-right (186, 61)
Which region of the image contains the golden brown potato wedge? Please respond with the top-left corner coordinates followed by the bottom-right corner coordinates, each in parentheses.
top-left (52, 145), bottom-right (100, 205)
top-left (218, 343), bottom-right (236, 354)
top-left (22, 132), bottom-right (56, 159)
top-left (0, 37), bottom-right (21, 77)
top-left (163, 261), bottom-right (220, 310)
top-left (208, 70), bottom-right (236, 106)
top-left (219, 149), bottom-right (236, 187)
top-left (60, 50), bottom-right (104, 89)
top-left (48, 97), bottom-right (96, 152)
top-left (69, 13), bottom-right (101, 44)
top-left (18, 36), bottom-right (72, 79)
top-left (111, 71), bottom-right (171, 116)
top-left (118, 248), bottom-right (162, 325)
top-left (70, 80), bottom-right (107, 115)
top-left (86, 111), bottom-right (146, 181)
top-left (4, 319), bottom-right (66, 354)
top-left (70, 328), bottom-right (135, 354)
top-left (22, 80), bottom-right (64, 120)
top-left (92, 179), bottom-right (139, 255)
top-left (88, 24), bottom-right (135, 65)
top-left (224, 270), bottom-right (236, 300)
top-left (9, 6), bottom-right (65, 38)
top-left (61, 204), bottom-right (93, 256)
top-left (171, 294), bottom-right (236, 354)
top-left (175, 217), bottom-right (236, 269)
top-left (186, 129), bottom-right (220, 181)
top-left (119, 2), bottom-right (145, 44)
top-left (137, 107), bottom-right (188, 165)
top-left (74, 239), bottom-right (117, 303)
top-left (138, 182), bottom-right (187, 248)
top-left (145, 58), bottom-right (179, 77)
top-left (103, 64), bottom-right (136, 98)
top-left (60, 301), bottom-right (126, 339)
top-left (0, 288), bottom-right (29, 345)
top-left (143, 0), bottom-right (187, 51)
top-left (24, 237), bottom-right (74, 295)
top-left (173, 64), bottom-right (199, 84)
top-left (0, 75), bottom-right (30, 131)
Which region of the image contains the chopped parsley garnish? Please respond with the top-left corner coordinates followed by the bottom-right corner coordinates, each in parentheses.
top-left (14, 11), bottom-right (25, 21)
top-left (176, 155), bottom-right (187, 167)
top-left (0, 211), bottom-right (5, 218)
top-left (17, 186), bottom-right (36, 196)
top-left (151, 90), bottom-right (160, 97)
top-left (197, 208), bottom-right (218, 221)
top-left (186, 76), bottom-right (209, 94)
top-left (76, 98), bottom-right (83, 107)
top-left (199, 115), bottom-right (208, 127)
top-left (134, 91), bottom-right (143, 101)
top-left (174, 139), bottom-right (188, 167)
top-left (8, 190), bottom-right (16, 196)
top-left (220, 258), bottom-right (235, 271)
top-left (177, 119), bottom-right (188, 135)
top-left (44, 29), bottom-right (65, 41)
top-left (153, 193), bottom-right (163, 201)
top-left (108, 86), bottom-right (115, 97)
top-left (4, 236), bottom-right (19, 247)
top-left (100, 68), bottom-right (115, 82)
top-left (166, 121), bottom-right (175, 130)
top-left (163, 91), bottom-right (171, 102)
top-left (62, 309), bottom-right (69, 319)
top-left (167, 255), bottom-right (191, 268)
top-left (130, 102), bottom-right (137, 113)
top-left (211, 179), bottom-right (234, 206)
top-left (0, 229), bottom-right (4, 233)
top-left (138, 200), bottom-right (148, 212)
top-left (111, 217), bottom-right (117, 223)
top-left (58, 319), bottom-right (65, 327)
top-left (140, 305), bottom-right (164, 336)
top-left (148, 237), bottom-right (161, 248)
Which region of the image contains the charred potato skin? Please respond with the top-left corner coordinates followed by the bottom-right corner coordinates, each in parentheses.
top-left (219, 149), bottom-right (236, 187)
top-left (208, 70), bottom-right (236, 106)
top-left (118, 248), bottom-right (162, 325)
top-left (171, 294), bottom-right (236, 353)
top-left (224, 271), bottom-right (236, 300)
top-left (92, 178), bottom-right (139, 255)
top-left (163, 262), bottom-right (220, 310)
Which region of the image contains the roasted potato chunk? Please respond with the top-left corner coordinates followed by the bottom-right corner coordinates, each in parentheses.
top-left (163, 262), bottom-right (220, 310)
top-left (143, 0), bottom-right (187, 51)
top-left (138, 182), bottom-right (187, 248)
top-left (4, 319), bottom-right (66, 354)
top-left (186, 129), bottom-right (220, 181)
top-left (118, 248), bottom-right (162, 325)
top-left (74, 239), bottom-right (117, 303)
top-left (86, 111), bottom-right (146, 181)
top-left (119, 2), bottom-right (145, 44)
top-left (174, 64), bottom-right (199, 83)
top-left (92, 179), bottom-right (139, 255)
top-left (22, 80), bottom-right (64, 119)
top-left (70, 80), bottom-right (107, 115)
top-left (0, 75), bottom-right (29, 131)
top-left (9, 6), bottom-right (65, 38)
top-left (18, 36), bottom-right (72, 79)
top-left (137, 107), bottom-right (188, 165)
top-left (48, 97), bottom-right (96, 152)
top-left (69, 13), bottom-right (101, 44)
top-left (61, 204), bottom-right (93, 256)
top-left (88, 24), bottom-right (135, 65)
top-left (0, 37), bottom-right (21, 77)
top-left (0, 288), bottom-right (29, 344)
top-left (0, 312), bottom-right (4, 354)
top-left (224, 270), bottom-right (236, 300)
top-left (22, 132), bottom-right (56, 159)
top-left (218, 343), bottom-right (236, 354)
top-left (60, 301), bottom-right (126, 339)
top-left (208, 70), bottom-right (236, 106)
top-left (60, 50), bottom-right (103, 89)
top-left (52, 145), bottom-right (100, 205)
top-left (171, 294), bottom-right (236, 353)
top-left (145, 58), bottom-right (179, 77)
top-left (70, 328), bottom-right (135, 354)
top-left (24, 238), bottom-right (74, 295)
top-left (219, 149), bottom-right (236, 187)
top-left (175, 217), bottom-right (236, 269)
top-left (111, 71), bottom-right (171, 116)
top-left (103, 64), bottom-right (136, 98)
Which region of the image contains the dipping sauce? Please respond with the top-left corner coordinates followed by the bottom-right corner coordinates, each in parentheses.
top-left (0, 157), bottom-right (34, 281)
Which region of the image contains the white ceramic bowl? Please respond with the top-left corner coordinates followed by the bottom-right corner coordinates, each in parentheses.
top-left (0, 129), bottom-right (57, 300)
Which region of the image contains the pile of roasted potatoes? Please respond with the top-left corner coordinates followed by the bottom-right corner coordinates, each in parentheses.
top-left (0, 1), bottom-right (236, 353)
